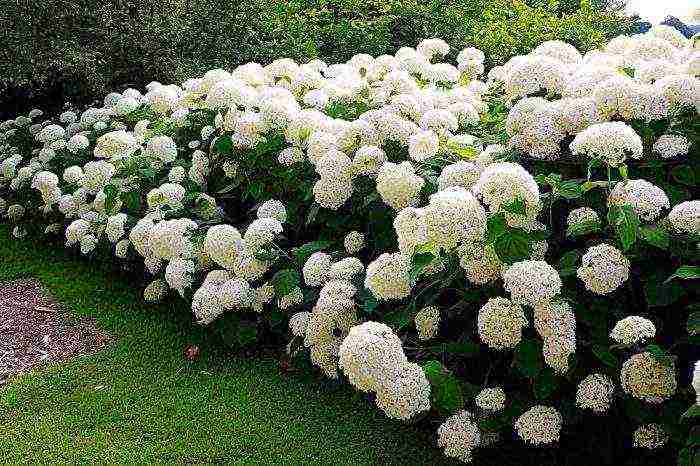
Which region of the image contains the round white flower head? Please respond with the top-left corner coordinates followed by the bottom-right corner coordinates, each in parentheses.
top-left (352, 145), bottom-right (387, 176)
top-left (105, 213), bottom-right (128, 243)
top-left (257, 199), bottom-right (287, 223)
top-left (289, 311), bottom-right (310, 338)
top-left (192, 282), bottom-right (224, 325)
top-left (82, 161), bottom-right (116, 194)
top-left (243, 217), bottom-right (283, 251)
top-left (143, 279), bottom-right (167, 303)
top-left (473, 162), bottom-right (540, 225)
top-left (343, 231), bottom-right (365, 254)
top-left (653, 134), bottom-right (691, 159)
top-left (423, 188), bottom-right (487, 251)
top-left (417, 38), bottom-right (449, 61)
top-left (94, 130), bottom-right (139, 159)
top-left (633, 424), bottom-right (668, 449)
top-left (503, 260), bottom-right (561, 307)
top-left (376, 161), bottom-right (425, 210)
top-left (165, 258), bottom-right (195, 295)
top-left (475, 387), bottom-right (506, 411)
top-left (621, 352), bottom-right (676, 403)
top-left (576, 373), bottom-right (615, 413)
top-left (610, 316), bottom-right (656, 346)
top-left (313, 177), bottom-right (353, 210)
top-left (577, 244), bottom-right (630, 295)
top-left (458, 242), bottom-right (503, 285)
top-left (514, 405), bottom-right (562, 445)
top-left (36, 124), bottom-right (65, 143)
top-left (667, 200), bottom-right (700, 236)
top-left (570, 122), bottom-right (643, 167)
top-left (609, 179), bottom-right (670, 222)
top-left (203, 224), bottom-right (243, 270)
top-left (567, 207), bottom-right (600, 231)
top-left (414, 306), bottom-right (440, 341)
top-left (533, 300), bottom-right (576, 374)
top-left (477, 297), bottom-right (528, 350)
top-left (303, 252), bottom-right (333, 287)
top-left (375, 361), bottom-right (431, 420)
top-left (218, 278), bottom-right (253, 310)
top-left (328, 257), bottom-right (365, 281)
top-left (66, 134), bottom-right (90, 153)
top-left (146, 135), bottom-right (177, 163)
top-left (437, 410), bottom-right (481, 463)
top-left (408, 130), bottom-right (439, 162)
top-left (438, 162), bottom-right (481, 191)
top-left (63, 166), bottom-right (85, 185)
top-left (338, 321), bottom-right (407, 392)
top-left (168, 166), bottom-right (186, 183)
top-left (364, 252), bottom-right (412, 301)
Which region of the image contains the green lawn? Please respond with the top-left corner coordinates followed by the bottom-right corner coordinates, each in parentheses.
top-left (0, 225), bottom-right (451, 464)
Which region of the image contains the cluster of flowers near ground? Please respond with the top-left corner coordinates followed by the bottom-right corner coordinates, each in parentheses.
top-left (0, 24), bottom-right (699, 463)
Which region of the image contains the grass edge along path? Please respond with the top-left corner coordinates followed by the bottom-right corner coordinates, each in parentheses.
top-left (0, 225), bottom-right (452, 464)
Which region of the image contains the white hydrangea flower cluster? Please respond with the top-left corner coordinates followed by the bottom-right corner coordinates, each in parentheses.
top-left (514, 405), bottom-right (563, 445)
top-left (477, 297), bottom-right (528, 350)
top-left (566, 207), bottom-right (600, 230)
top-left (502, 260), bottom-right (561, 308)
top-left (620, 352), bottom-right (677, 403)
top-left (610, 316), bottom-right (656, 346)
top-left (496, 29), bottom-right (698, 161)
top-left (667, 200), bottom-right (700, 236)
top-left (533, 300), bottom-right (576, 374)
top-left (437, 410), bottom-right (481, 463)
top-left (577, 243), bottom-right (630, 295)
top-left (364, 252), bottom-right (412, 301)
top-left (338, 321), bottom-right (430, 420)
top-left (609, 179), bottom-right (670, 222)
top-left (414, 306), bottom-right (440, 340)
top-left (632, 424), bottom-right (668, 449)
top-left (575, 373), bottom-right (615, 413)
top-left (474, 387), bottom-right (506, 411)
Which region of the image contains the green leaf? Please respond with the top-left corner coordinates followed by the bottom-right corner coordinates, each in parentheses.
top-left (409, 251), bottom-right (436, 284)
top-left (271, 269), bottom-right (300, 297)
top-left (645, 279), bottom-right (685, 307)
top-left (557, 250), bottom-right (581, 277)
top-left (645, 345), bottom-right (674, 367)
top-left (103, 184), bottom-right (120, 214)
top-left (384, 308), bottom-right (412, 329)
top-left (494, 228), bottom-right (531, 265)
top-left (120, 190), bottom-right (141, 212)
top-left (421, 360), bottom-right (464, 416)
top-left (557, 180), bottom-right (583, 200)
top-left (592, 344), bottom-right (618, 368)
top-left (681, 405), bottom-right (700, 419)
top-left (671, 165), bottom-right (696, 186)
top-left (502, 197), bottom-right (526, 215)
top-left (427, 341), bottom-right (480, 357)
top-left (608, 204), bottom-right (639, 251)
top-left (515, 338), bottom-right (541, 378)
top-left (213, 135), bottom-right (233, 155)
top-left (486, 213), bottom-right (507, 243)
top-left (566, 220), bottom-right (601, 238)
top-left (291, 241), bottom-right (331, 265)
top-left (534, 367), bottom-right (558, 400)
top-left (665, 266), bottom-right (700, 283)
top-left (639, 226), bottom-right (669, 249)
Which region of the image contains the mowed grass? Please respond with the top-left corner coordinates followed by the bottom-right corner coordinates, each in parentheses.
top-left (0, 225), bottom-right (451, 464)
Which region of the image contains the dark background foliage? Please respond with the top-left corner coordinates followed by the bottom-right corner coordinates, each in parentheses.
top-left (1, 0), bottom-right (641, 118)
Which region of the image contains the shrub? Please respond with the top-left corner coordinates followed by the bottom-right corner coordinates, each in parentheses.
top-left (1, 0), bottom-right (638, 115)
top-left (1, 27), bottom-right (697, 465)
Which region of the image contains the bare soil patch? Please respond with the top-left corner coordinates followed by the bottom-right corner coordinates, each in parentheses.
top-left (0, 279), bottom-right (110, 385)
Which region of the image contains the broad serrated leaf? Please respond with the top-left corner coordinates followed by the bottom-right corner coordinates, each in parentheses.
top-left (271, 269), bottom-right (300, 297)
top-left (639, 226), bottom-right (669, 249)
top-left (592, 344), bottom-right (618, 368)
top-left (665, 265), bottom-right (700, 283)
top-left (557, 250), bottom-right (581, 277)
top-left (291, 240), bottom-right (331, 265)
top-left (421, 360), bottom-right (464, 416)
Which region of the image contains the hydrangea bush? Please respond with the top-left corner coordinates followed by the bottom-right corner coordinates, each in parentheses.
top-left (1, 26), bottom-right (698, 464)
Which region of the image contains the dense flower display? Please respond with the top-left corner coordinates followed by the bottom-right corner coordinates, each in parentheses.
top-left (0, 29), bottom-right (697, 464)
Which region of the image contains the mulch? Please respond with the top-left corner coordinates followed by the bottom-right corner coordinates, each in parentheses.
top-left (0, 279), bottom-right (110, 386)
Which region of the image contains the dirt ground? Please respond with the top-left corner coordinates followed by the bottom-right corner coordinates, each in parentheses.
top-left (0, 279), bottom-right (110, 385)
